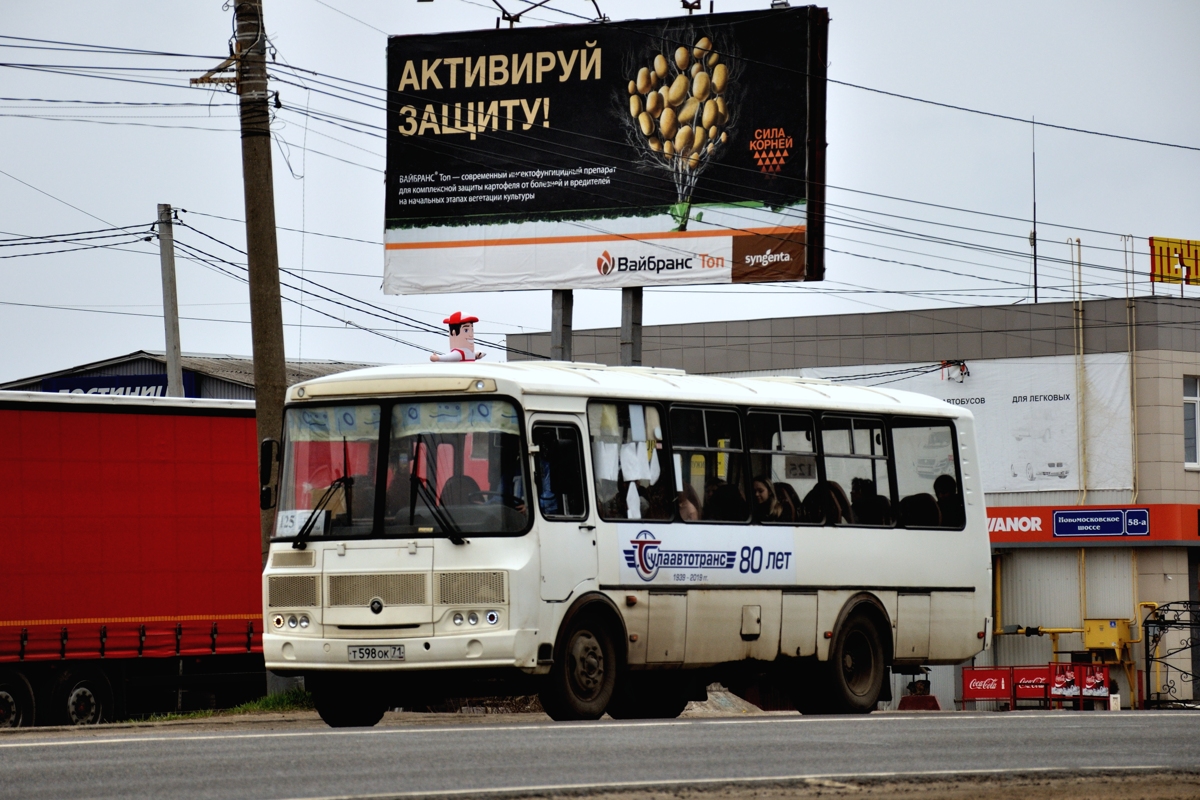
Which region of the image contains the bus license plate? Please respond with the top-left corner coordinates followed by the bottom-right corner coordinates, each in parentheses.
top-left (347, 645), bottom-right (405, 661)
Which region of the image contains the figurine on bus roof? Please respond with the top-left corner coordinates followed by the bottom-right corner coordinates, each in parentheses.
top-left (430, 311), bottom-right (486, 362)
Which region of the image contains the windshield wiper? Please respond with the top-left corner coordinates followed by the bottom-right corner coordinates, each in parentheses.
top-left (293, 436), bottom-right (352, 550)
top-left (408, 436), bottom-right (465, 544)
top-left (292, 474), bottom-right (350, 550)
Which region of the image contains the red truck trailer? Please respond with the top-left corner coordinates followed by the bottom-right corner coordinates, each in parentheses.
top-left (0, 391), bottom-right (265, 726)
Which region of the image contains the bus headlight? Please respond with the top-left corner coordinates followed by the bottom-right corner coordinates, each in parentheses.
top-left (272, 614), bottom-right (285, 629)
top-left (485, 611), bottom-right (499, 625)
top-left (287, 615), bottom-right (298, 628)
top-left (453, 613), bottom-right (464, 626)
top-left (467, 612), bottom-right (479, 626)
top-left (299, 615), bottom-right (310, 629)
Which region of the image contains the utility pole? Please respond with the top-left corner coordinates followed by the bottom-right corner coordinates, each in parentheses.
top-left (1031, 118), bottom-right (1038, 303)
top-left (236, 0), bottom-right (287, 563)
top-left (157, 203), bottom-right (185, 397)
top-left (619, 287), bottom-right (642, 366)
top-left (550, 289), bottom-right (573, 361)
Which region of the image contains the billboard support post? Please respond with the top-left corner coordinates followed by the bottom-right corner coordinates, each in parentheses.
top-left (620, 287), bottom-right (642, 366)
top-left (156, 203), bottom-right (184, 399)
top-left (805, 5), bottom-right (829, 281)
top-left (551, 289), bottom-right (573, 361)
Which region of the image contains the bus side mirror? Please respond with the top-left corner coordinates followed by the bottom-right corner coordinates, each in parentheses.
top-left (260, 438), bottom-right (279, 510)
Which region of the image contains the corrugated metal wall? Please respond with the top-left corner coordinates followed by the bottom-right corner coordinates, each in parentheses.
top-left (996, 549), bottom-right (1084, 665)
top-left (1085, 548), bottom-right (1135, 619)
top-left (198, 376), bottom-right (255, 400)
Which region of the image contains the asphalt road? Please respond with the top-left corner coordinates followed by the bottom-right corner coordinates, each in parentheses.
top-left (1, 711), bottom-right (1197, 800)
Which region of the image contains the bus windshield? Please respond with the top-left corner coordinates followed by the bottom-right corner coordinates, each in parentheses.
top-left (275, 399), bottom-right (530, 539)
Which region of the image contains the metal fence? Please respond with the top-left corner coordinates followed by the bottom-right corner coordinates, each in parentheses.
top-left (1144, 600), bottom-right (1200, 709)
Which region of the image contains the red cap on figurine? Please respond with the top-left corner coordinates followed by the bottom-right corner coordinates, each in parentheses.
top-left (443, 311), bottom-right (479, 326)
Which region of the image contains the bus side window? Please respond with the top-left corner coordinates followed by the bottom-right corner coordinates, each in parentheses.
top-left (820, 416), bottom-right (892, 526)
top-left (891, 420), bottom-right (963, 529)
top-left (747, 411), bottom-right (817, 524)
top-left (668, 406), bottom-right (749, 523)
top-left (531, 423), bottom-right (588, 521)
top-left (586, 401), bottom-right (672, 521)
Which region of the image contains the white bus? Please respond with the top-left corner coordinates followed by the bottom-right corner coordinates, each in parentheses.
top-left (261, 362), bottom-right (991, 725)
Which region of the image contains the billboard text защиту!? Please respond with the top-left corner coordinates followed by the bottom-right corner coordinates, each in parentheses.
top-left (383, 8), bottom-right (827, 294)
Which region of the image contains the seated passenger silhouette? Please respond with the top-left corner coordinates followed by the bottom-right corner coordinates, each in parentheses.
top-left (934, 474), bottom-right (964, 527)
top-left (704, 483), bottom-right (748, 522)
top-left (898, 493), bottom-right (942, 527)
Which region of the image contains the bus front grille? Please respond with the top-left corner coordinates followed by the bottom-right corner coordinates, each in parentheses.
top-left (328, 573), bottom-right (427, 607)
top-left (268, 575), bottom-right (319, 607)
top-left (437, 571), bottom-right (506, 605)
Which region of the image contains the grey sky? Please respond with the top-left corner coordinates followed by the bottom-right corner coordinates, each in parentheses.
top-left (1, 0), bottom-right (1196, 383)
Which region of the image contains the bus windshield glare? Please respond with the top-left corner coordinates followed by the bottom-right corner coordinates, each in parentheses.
top-left (275, 399), bottom-right (530, 539)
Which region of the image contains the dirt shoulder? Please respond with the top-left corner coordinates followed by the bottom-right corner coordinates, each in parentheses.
top-left (490, 771), bottom-right (1200, 800)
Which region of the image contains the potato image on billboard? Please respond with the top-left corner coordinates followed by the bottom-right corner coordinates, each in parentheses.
top-left (622, 27), bottom-right (739, 229)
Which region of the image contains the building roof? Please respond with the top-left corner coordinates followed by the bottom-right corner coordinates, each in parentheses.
top-left (0, 350), bottom-right (379, 391)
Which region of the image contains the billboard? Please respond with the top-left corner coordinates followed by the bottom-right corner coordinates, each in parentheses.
top-left (383, 8), bottom-right (828, 294)
top-left (1149, 237), bottom-right (1200, 284)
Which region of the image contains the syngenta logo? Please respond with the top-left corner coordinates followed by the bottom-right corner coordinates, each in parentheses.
top-left (597, 251), bottom-right (614, 275)
top-left (987, 515), bottom-right (1044, 532)
top-left (743, 248), bottom-right (792, 267)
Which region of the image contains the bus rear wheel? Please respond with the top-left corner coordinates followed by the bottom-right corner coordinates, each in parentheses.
top-left (309, 673), bottom-right (387, 728)
top-left (826, 609), bottom-right (885, 714)
top-left (540, 613), bottom-right (616, 721)
top-left (0, 671), bottom-right (34, 728)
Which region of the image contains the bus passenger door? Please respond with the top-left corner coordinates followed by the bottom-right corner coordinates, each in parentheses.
top-left (530, 419), bottom-right (596, 601)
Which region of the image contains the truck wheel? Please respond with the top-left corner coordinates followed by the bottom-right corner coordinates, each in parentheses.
top-left (826, 609), bottom-right (885, 714)
top-left (309, 674), bottom-right (387, 728)
top-left (0, 671), bottom-right (35, 728)
top-left (540, 613), bottom-right (616, 721)
top-left (607, 673), bottom-right (689, 719)
top-left (54, 670), bottom-right (112, 725)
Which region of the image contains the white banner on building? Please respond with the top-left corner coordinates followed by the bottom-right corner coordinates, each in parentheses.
top-left (741, 354), bottom-right (1133, 495)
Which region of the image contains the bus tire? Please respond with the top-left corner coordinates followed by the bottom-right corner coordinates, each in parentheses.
top-left (607, 673), bottom-right (689, 719)
top-left (53, 669), bottom-right (112, 726)
top-left (540, 612), bottom-right (616, 721)
top-left (0, 671), bottom-right (35, 728)
top-left (826, 608), bottom-right (885, 714)
top-left (309, 673), bottom-right (387, 728)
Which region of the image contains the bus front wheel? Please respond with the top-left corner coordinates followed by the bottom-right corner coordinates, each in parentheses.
top-left (826, 609), bottom-right (885, 714)
top-left (540, 613), bottom-right (616, 721)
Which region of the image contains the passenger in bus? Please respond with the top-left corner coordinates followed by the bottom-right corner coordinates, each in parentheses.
top-left (774, 482), bottom-right (801, 523)
top-left (850, 478), bottom-right (879, 524)
top-left (704, 483), bottom-right (748, 522)
top-left (677, 483), bottom-right (702, 521)
top-left (934, 474), bottom-right (964, 527)
top-left (869, 494), bottom-right (894, 526)
top-left (802, 481), bottom-right (843, 524)
top-left (752, 477), bottom-right (782, 523)
top-left (441, 474), bottom-right (482, 505)
top-left (898, 493), bottom-right (942, 527)
top-left (828, 482), bottom-right (853, 524)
